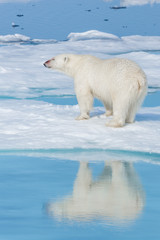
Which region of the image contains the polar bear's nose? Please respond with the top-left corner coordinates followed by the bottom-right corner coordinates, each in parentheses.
top-left (43, 60), bottom-right (51, 68)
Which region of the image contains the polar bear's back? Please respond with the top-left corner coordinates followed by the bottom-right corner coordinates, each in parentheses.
top-left (85, 57), bottom-right (146, 83)
top-left (74, 56), bottom-right (146, 100)
top-left (74, 55), bottom-right (146, 86)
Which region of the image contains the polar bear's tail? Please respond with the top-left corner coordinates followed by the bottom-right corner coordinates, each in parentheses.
top-left (126, 71), bottom-right (148, 124)
top-left (137, 71), bottom-right (148, 107)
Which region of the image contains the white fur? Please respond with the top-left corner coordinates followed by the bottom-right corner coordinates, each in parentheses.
top-left (44, 54), bottom-right (147, 127)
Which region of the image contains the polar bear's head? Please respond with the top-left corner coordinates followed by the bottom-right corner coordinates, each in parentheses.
top-left (44, 54), bottom-right (69, 70)
top-left (44, 54), bottom-right (80, 76)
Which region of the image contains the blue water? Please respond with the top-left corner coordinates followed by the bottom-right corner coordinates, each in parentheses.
top-left (0, 0), bottom-right (160, 40)
top-left (39, 91), bottom-right (160, 107)
top-left (0, 153), bottom-right (160, 240)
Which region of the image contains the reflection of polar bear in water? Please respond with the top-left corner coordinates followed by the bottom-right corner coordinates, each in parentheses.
top-left (48, 161), bottom-right (145, 224)
top-left (44, 54), bottom-right (147, 127)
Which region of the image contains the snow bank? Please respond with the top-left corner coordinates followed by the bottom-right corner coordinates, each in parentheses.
top-left (0, 34), bottom-right (31, 43)
top-left (67, 31), bottom-right (160, 52)
top-left (0, 34), bottom-right (57, 44)
top-left (0, 100), bottom-right (159, 153)
top-left (1, 31), bottom-right (160, 53)
top-left (68, 30), bottom-right (119, 41)
top-left (122, 35), bottom-right (160, 51)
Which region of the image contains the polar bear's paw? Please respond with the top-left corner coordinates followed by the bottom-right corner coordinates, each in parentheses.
top-left (76, 114), bottom-right (90, 120)
top-left (106, 119), bottom-right (125, 128)
top-left (105, 110), bottom-right (113, 117)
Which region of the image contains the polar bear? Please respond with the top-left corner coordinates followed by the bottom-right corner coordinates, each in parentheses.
top-left (44, 54), bottom-right (147, 127)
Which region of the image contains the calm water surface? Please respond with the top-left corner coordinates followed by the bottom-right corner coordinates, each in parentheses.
top-left (0, 152), bottom-right (160, 240)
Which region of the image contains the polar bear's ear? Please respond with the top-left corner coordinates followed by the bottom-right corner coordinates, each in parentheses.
top-left (64, 56), bottom-right (69, 63)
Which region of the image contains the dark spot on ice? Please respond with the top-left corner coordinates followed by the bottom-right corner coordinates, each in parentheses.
top-left (17, 14), bottom-right (24, 17)
top-left (12, 23), bottom-right (19, 28)
top-left (104, 19), bottom-right (109, 21)
top-left (85, 9), bottom-right (91, 12)
top-left (110, 6), bottom-right (127, 9)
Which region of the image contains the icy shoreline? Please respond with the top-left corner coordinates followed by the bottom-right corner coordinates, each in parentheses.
top-left (0, 100), bottom-right (159, 153)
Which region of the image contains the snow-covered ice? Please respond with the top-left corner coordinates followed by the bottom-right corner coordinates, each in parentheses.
top-left (0, 99), bottom-right (159, 153)
top-left (0, 31), bottom-right (160, 153)
top-left (67, 30), bottom-right (120, 41)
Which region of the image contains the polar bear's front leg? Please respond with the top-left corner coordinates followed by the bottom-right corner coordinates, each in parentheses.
top-left (76, 92), bottom-right (93, 120)
top-left (76, 113), bottom-right (90, 120)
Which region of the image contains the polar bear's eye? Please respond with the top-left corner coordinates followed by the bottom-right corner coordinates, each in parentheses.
top-left (64, 57), bottom-right (68, 62)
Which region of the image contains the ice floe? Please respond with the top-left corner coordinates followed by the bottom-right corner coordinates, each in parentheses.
top-left (0, 100), bottom-right (159, 153)
top-left (0, 31), bottom-right (159, 153)
top-left (68, 30), bottom-right (120, 41)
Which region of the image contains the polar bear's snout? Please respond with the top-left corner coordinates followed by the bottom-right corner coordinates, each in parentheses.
top-left (43, 58), bottom-right (55, 68)
top-left (43, 60), bottom-right (51, 68)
